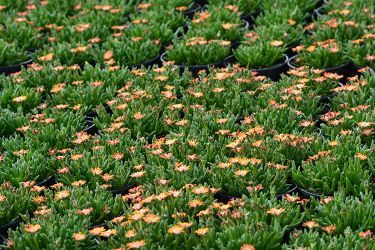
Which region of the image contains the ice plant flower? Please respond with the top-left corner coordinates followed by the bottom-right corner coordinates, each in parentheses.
top-left (24, 224), bottom-right (41, 233)
top-left (168, 225), bottom-right (184, 235)
top-left (54, 190), bottom-right (70, 200)
top-left (266, 208), bottom-right (285, 216)
top-left (240, 244), bottom-right (255, 250)
top-left (127, 240), bottom-right (146, 249)
top-left (195, 228), bottom-right (209, 236)
top-left (73, 232), bottom-right (86, 241)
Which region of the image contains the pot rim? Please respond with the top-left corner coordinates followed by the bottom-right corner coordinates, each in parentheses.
top-left (0, 56), bottom-right (33, 70)
top-left (288, 55), bottom-right (352, 71)
top-left (160, 51), bottom-right (228, 68)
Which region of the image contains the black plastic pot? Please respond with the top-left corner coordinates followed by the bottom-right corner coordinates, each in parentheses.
top-left (297, 186), bottom-right (322, 199)
top-left (84, 119), bottom-right (99, 135)
top-left (37, 175), bottom-right (56, 188)
top-left (125, 53), bottom-right (161, 70)
top-left (314, 6), bottom-right (325, 18)
top-left (194, 0), bottom-right (207, 5)
top-left (275, 184), bottom-right (298, 200)
top-left (160, 52), bottom-right (227, 77)
top-left (225, 55), bottom-right (289, 81)
top-left (231, 20), bottom-right (250, 49)
top-left (213, 191), bottom-right (239, 204)
top-left (288, 56), bottom-right (357, 83)
top-left (0, 220), bottom-right (20, 237)
top-left (0, 57), bottom-right (33, 75)
top-left (285, 41), bottom-right (301, 57)
top-left (184, 3), bottom-right (202, 19)
top-left (241, 9), bottom-right (261, 25)
top-left (26, 48), bottom-right (38, 53)
top-left (78, 60), bottom-right (97, 70)
top-left (110, 183), bottom-right (136, 196)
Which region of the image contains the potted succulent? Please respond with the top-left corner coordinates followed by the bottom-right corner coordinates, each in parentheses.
top-left (0, 39), bottom-right (31, 75)
top-left (288, 40), bottom-right (355, 77)
top-left (0, 187), bottom-right (37, 236)
top-left (0, 109), bottom-right (28, 137)
top-left (347, 35), bottom-right (375, 70)
top-left (0, 18), bottom-right (45, 52)
top-left (208, 0), bottom-right (261, 22)
top-left (99, 37), bottom-right (161, 69)
top-left (188, 7), bottom-right (245, 43)
top-left (34, 42), bottom-right (97, 69)
top-left (0, 83), bottom-right (42, 113)
top-left (162, 37), bottom-right (231, 75)
top-left (249, 24), bottom-right (305, 56)
top-left (8, 213), bottom-right (96, 249)
top-left (232, 40), bottom-right (288, 80)
top-left (293, 137), bottom-right (373, 197)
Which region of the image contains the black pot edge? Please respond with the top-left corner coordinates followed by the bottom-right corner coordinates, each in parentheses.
top-left (0, 57), bottom-right (33, 75)
top-left (297, 186), bottom-right (322, 199)
top-left (287, 55), bottom-right (354, 72)
top-left (110, 183), bottom-right (137, 196)
top-left (276, 184), bottom-right (298, 200)
top-left (0, 219), bottom-right (21, 237)
top-left (160, 51), bottom-right (228, 69)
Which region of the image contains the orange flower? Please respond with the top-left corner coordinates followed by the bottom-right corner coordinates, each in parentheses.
top-left (302, 220), bottom-right (319, 229)
top-left (75, 23), bottom-right (91, 32)
top-left (125, 229), bottom-right (137, 238)
top-left (130, 171), bottom-right (145, 178)
top-left (143, 214), bottom-right (160, 224)
top-left (247, 184), bottom-right (264, 192)
top-left (175, 6), bottom-right (188, 11)
top-left (270, 40), bottom-right (284, 47)
top-left (266, 207), bottom-right (285, 216)
top-left (91, 167), bottom-right (103, 175)
top-left (155, 75), bottom-right (168, 81)
top-left (73, 232), bottom-right (86, 241)
top-left (91, 81), bottom-right (103, 87)
top-left (222, 23), bottom-right (237, 30)
top-left (13, 95), bottom-right (28, 103)
top-left (32, 196), bottom-right (45, 204)
top-left (38, 53), bottom-right (54, 61)
top-left (320, 196), bottom-right (334, 204)
top-left (100, 229), bottom-right (117, 237)
top-left (72, 180), bottom-right (86, 187)
top-left (70, 154), bottom-right (84, 160)
top-left (322, 225), bottom-right (336, 233)
top-left (283, 194), bottom-right (300, 203)
top-left (188, 199), bottom-right (204, 208)
top-left (174, 163), bottom-right (190, 172)
top-left (24, 224), bottom-right (41, 233)
top-left (300, 120), bottom-right (315, 127)
top-left (77, 207), bottom-right (93, 215)
top-left (288, 19), bottom-right (296, 26)
top-left (113, 152), bottom-right (124, 160)
top-left (306, 45), bottom-right (316, 52)
top-left (167, 225), bottom-right (184, 235)
top-left (133, 112), bottom-right (145, 120)
top-left (101, 173), bottom-right (113, 181)
top-left (328, 141), bottom-right (339, 147)
top-left (234, 170), bottom-right (249, 177)
top-left (240, 244), bottom-right (255, 250)
top-left (195, 228), bottom-right (209, 235)
top-left (54, 190), bottom-right (70, 200)
top-left (0, 194), bottom-right (6, 202)
top-left (89, 226), bottom-right (106, 236)
top-left (127, 240), bottom-right (146, 249)
top-left (192, 186), bottom-right (210, 194)
top-left (355, 153), bottom-right (368, 160)
top-left (70, 46), bottom-right (88, 53)
top-left (358, 230), bottom-right (372, 238)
